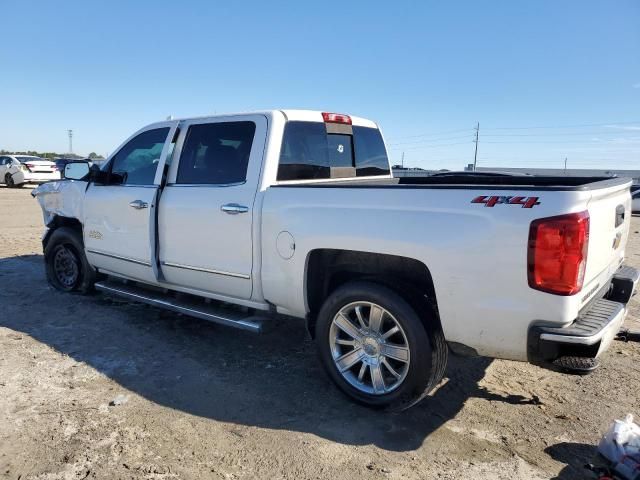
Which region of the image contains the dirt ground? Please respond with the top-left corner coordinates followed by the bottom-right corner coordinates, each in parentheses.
top-left (0, 186), bottom-right (638, 480)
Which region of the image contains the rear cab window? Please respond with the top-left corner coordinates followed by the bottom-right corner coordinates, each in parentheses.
top-left (277, 117), bottom-right (390, 181)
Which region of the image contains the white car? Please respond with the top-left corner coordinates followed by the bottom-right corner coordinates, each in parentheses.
top-left (33, 110), bottom-right (638, 410)
top-left (632, 188), bottom-right (640, 213)
top-left (0, 155), bottom-right (61, 188)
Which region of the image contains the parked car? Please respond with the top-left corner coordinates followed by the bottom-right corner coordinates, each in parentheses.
top-left (0, 155), bottom-right (60, 187)
top-left (32, 110), bottom-right (638, 410)
top-left (632, 188), bottom-right (640, 213)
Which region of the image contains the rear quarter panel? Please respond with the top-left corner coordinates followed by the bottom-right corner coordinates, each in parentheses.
top-left (261, 184), bottom-right (619, 361)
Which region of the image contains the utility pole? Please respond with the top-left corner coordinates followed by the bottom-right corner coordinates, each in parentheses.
top-left (401, 151), bottom-right (405, 169)
top-left (564, 157), bottom-right (567, 174)
top-left (67, 130), bottom-right (73, 154)
top-left (473, 122), bottom-right (479, 171)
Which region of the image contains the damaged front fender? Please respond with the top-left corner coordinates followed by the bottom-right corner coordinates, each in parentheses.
top-left (31, 180), bottom-right (88, 226)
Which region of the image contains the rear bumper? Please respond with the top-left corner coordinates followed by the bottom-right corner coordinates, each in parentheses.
top-left (23, 172), bottom-right (61, 183)
top-left (528, 265), bottom-right (638, 369)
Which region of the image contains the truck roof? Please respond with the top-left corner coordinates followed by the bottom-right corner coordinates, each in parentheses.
top-left (155, 110), bottom-right (378, 129)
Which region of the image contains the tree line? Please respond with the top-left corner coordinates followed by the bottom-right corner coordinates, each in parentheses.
top-left (0, 149), bottom-right (104, 160)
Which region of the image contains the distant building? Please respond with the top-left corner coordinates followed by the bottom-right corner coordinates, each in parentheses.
top-left (392, 165), bottom-right (640, 184)
top-left (467, 165), bottom-right (640, 184)
top-left (393, 167), bottom-right (447, 177)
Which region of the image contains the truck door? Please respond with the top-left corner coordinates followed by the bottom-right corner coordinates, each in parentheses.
top-left (83, 124), bottom-right (175, 284)
top-left (158, 115), bottom-right (267, 300)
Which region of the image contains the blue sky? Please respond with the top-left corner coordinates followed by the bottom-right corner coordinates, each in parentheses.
top-left (1, 0), bottom-right (639, 170)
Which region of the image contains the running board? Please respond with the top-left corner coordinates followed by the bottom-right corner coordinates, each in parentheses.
top-left (95, 280), bottom-right (266, 333)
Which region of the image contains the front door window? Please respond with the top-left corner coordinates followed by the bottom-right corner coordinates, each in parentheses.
top-left (109, 128), bottom-right (170, 185)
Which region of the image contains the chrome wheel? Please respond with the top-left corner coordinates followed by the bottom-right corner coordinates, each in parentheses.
top-left (53, 246), bottom-right (79, 289)
top-left (329, 301), bottom-right (410, 395)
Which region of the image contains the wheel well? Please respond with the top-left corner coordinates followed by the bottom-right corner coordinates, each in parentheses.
top-left (43, 216), bottom-right (83, 249)
top-left (305, 249), bottom-right (440, 337)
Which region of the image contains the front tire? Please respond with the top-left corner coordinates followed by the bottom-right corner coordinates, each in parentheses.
top-left (315, 281), bottom-right (447, 411)
top-left (44, 227), bottom-right (97, 294)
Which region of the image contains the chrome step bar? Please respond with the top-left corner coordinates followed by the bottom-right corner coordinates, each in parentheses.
top-left (95, 280), bottom-right (266, 333)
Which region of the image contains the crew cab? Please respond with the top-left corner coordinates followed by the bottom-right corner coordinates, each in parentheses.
top-left (33, 110), bottom-right (638, 410)
top-left (0, 155), bottom-right (60, 187)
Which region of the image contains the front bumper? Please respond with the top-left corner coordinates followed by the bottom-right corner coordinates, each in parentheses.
top-left (528, 265), bottom-right (639, 371)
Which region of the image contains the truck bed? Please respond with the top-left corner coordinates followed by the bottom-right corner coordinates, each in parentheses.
top-left (277, 175), bottom-right (630, 191)
top-left (264, 173), bottom-right (633, 361)
top-left (396, 175), bottom-right (629, 190)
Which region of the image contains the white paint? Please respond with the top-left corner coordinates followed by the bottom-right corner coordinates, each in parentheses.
top-left (33, 109), bottom-right (635, 363)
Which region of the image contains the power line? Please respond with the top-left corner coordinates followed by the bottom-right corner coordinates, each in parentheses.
top-left (387, 120), bottom-right (640, 142)
top-left (388, 140), bottom-right (474, 151)
top-left (475, 156), bottom-right (639, 162)
top-left (483, 140), bottom-right (640, 144)
top-left (473, 122), bottom-right (479, 171)
top-left (483, 120), bottom-right (640, 131)
top-left (483, 131), bottom-right (640, 137)
top-left (388, 134), bottom-right (475, 146)
top-left (386, 128), bottom-right (474, 140)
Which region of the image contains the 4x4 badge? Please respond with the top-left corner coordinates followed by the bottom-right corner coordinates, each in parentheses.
top-left (471, 195), bottom-right (540, 208)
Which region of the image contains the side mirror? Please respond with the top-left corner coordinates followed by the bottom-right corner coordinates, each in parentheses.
top-left (64, 162), bottom-right (90, 181)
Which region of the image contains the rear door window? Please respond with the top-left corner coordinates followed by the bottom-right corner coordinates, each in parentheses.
top-left (277, 121), bottom-right (389, 181)
top-left (176, 121), bottom-right (256, 185)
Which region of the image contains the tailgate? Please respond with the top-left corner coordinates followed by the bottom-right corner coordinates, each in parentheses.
top-left (583, 181), bottom-right (633, 290)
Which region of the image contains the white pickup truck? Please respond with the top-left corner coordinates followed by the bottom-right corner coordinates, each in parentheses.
top-left (33, 110), bottom-right (638, 410)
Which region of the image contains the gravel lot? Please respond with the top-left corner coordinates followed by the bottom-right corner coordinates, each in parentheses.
top-left (1, 186), bottom-right (639, 480)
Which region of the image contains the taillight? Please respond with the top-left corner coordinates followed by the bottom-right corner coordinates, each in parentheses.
top-left (527, 211), bottom-right (590, 295)
top-left (322, 112), bottom-right (352, 125)
top-left (25, 163), bottom-right (35, 171)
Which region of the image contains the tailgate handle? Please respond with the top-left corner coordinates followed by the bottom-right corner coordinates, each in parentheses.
top-left (615, 205), bottom-right (625, 228)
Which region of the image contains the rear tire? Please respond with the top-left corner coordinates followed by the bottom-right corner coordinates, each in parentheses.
top-left (44, 227), bottom-right (97, 294)
top-left (315, 281), bottom-right (447, 411)
top-left (5, 173), bottom-right (15, 188)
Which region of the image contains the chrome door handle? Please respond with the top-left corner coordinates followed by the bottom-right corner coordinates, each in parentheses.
top-left (129, 200), bottom-right (149, 209)
top-left (221, 203), bottom-right (249, 214)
